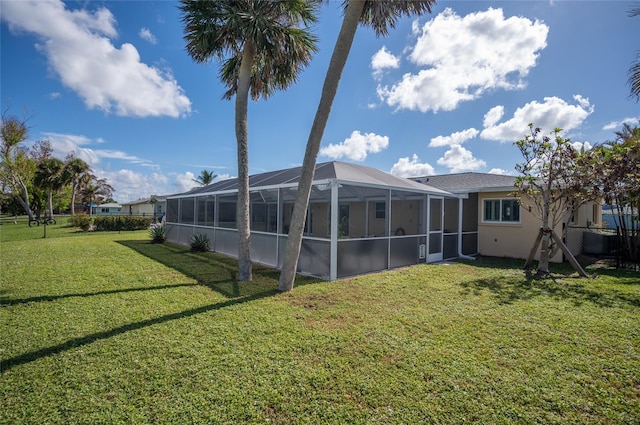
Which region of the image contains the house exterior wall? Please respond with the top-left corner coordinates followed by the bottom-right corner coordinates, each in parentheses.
top-left (477, 191), bottom-right (564, 263)
top-left (124, 203), bottom-right (155, 216)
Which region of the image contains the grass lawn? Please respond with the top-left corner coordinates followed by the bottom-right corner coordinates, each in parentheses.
top-left (1, 220), bottom-right (639, 424)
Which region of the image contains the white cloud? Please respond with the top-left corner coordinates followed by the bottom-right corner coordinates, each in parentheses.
top-left (571, 141), bottom-right (593, 152)
top-left (429, 128), bottom-right (478, 147)
top-left (378, 8), bottom-right (548, 113)
top-left (1, 0), bottom-right (191, 118)
top-left (483, 105), bottom-right (504, 128)
top-left (390, 154), bottom-right (435, 177)
top-left (437, 145), bottom-right (486, 173)
top-left (43, 132), bottom-right (153, 168)
top-left (371, 46), bottom-right (400, 80)
top-left (320, 131), bottom-right (389, 161)
top-left (139, 27), bottom-right (157, 44)
top-left (488, 168), bottom-right (511, 175)
top-left (602, 117), bottom-right (640, 131)
top-left (480, 95), bottom-right (595, 142)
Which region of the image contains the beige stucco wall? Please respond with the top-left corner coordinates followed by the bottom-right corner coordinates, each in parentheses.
top-left (477, 192), bottom-right (564, 263)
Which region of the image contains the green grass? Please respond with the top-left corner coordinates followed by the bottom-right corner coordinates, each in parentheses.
top-left (1, 222), bottom-right (639, 424)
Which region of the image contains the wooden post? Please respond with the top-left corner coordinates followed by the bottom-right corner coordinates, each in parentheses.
top-left (550, 230), bottom-right (589, 278)
top-left (524, 228), bottom-right (543, 269)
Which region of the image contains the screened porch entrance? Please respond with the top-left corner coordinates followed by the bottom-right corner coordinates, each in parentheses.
top-left (428, 196), bottom-right (443, 262)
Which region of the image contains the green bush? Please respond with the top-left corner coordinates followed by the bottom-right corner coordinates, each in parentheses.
top-left (149, 225), bottom-right (167, 243)
top-left (93, 216), bottom-right (152, 231)
top-left (68, 214), bottom-right (93, 231)
top-left (190, 233), bottom-right (210, 252)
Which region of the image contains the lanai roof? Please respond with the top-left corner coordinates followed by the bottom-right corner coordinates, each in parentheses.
top-left (412, 172), bottom-right (517, 193)
top-left (175, 161), bottom-right (452, 197)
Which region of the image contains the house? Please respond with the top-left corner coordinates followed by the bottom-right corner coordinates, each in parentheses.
top-left (165, 164), bottom-right (602, 280)
top-left (121, 198), bottom-right (155, 217)
top-left (165, 161), bottom-right (458, 280)
top-left (413, 172), bottom-right (603, 262)
top-left (91, 203), bottom-right (122, 216)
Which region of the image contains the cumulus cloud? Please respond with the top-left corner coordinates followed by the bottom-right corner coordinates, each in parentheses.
top-left (483, 105), bottom-right (504, 128)
top-left (139, 27), bottom-right (157, 44)
top-left (390, 154), bottom-right (435, 177)
top-left (378, 8), bottom-right (548, 113)
top-left (488, 168), bottom-right (511, 175)
top-left (429, 128), bottom-right (479, 147)
top-left (1, 0), bottom-right (191, 118)
top-left (371, 46), bottom-right (400, 80)
top-left (480, 95), bottom-right (595, 142)
top-left (320, 131), bottom-right (389, 161)
top-left (437, 145), bottom-right (486, 173)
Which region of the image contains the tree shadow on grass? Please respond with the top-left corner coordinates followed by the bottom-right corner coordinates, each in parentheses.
top-left (1, 241), bottom-right (322, 373)
top-left (1, 289), bottom-right (275, 373)
top-left (0, 283), bottom-right (200, 307)
top-left (117, 240), bottom-right (322, 299)
top-left (459, 269), bottom-right (640, 308)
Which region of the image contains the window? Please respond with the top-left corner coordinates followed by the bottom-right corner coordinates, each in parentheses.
top-left (375, 202), bottom-right (385, 219)
top-left (483, 199), bottom-right (520, 223)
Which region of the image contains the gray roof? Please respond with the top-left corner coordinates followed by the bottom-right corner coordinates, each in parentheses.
top-left (174, 161), bottom-right (451, 198)
top-left (411, 172), bottom-right (517, 193)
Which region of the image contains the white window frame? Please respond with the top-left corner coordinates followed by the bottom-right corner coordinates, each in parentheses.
top-left (482, 198), bottom-right (521, 224)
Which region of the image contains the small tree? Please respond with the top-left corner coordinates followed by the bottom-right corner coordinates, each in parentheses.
top-left (0, 110), bottom-right (36, 219)
top-left (514, 124), bottom-right (595, 276)
top-left (588, 123), bottom-right (640, 265)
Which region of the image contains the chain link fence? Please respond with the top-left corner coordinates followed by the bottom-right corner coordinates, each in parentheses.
top-left (566, 225), bottom-right (639, 269)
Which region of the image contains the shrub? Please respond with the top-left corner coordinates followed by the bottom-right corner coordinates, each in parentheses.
top-left (149, 225), bottom-right (166, 244)
top-left (93, 216), bottom-right (152, 231)
top-left (190, 233), bottom-right (210, 252)
top-left (68, 214), bottom-right (93, 231)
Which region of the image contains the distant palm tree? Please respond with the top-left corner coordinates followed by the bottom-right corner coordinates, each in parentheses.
top-left (34, 157), bottom-right (66, 218)
top-left (192, 169), bottom-right (217, 186)
top-left (64, 156), bottom-right (90, 215)
top-left (81, 177), bottom-right (114, 216)
top-left (629, 7), bottom-right (640, 101)
top-left (279, 0), bottom-right (437, 291)
top-left (180, 0), bottom-right (318, 281)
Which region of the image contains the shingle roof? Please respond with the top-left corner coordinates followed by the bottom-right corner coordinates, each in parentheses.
top-left (176, 161), bottom-right (451, 197)
top-left (411, 172), bottom-right (517, 193)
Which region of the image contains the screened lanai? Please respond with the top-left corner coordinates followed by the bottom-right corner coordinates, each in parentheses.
top-left (165, 161), bottom-right (463, 280)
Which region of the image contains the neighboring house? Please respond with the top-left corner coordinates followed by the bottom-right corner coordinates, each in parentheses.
top-left (413, 172), bottom-right (603, 262)
top-left (91, 203), bottom-right (122, 216)
top-left (150, 194), bottom-right (169, 221)
top-left (121, 198), bottom-right (155, 217)
top-left (602, 205), bottom-right (636, 229)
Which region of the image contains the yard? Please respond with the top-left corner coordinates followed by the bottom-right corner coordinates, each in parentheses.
top-left (1, 221), bottom-right (639, 424)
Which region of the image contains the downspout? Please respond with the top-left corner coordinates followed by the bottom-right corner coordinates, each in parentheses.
top-left (458, 196), bottom-right (475, 260)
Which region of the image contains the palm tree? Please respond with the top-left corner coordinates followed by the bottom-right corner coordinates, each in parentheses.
top-left (180, 0), bottom-right (318, 281)
top-left (81, 176), bottom-right (114, 216)
top-left (192, 169), bottom-right (217, 186)
top-left (64, 156), bottom-right (90, 215)
top-left (629, 7), bottom-right (640, 101)
top-left (278, 0), bottom-right (436, 291)
top-left (34, 157), bottom-right (67, 218)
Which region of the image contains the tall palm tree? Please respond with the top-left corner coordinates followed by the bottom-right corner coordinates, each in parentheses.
top-left (279, 0), bottom-right (437, 291)
top-left (180, 0), bottom-right (318, 281)
top-left (64, 156), bottom-right (90, 215)
top-left (34, 157), bottom-right (65, 218)
top-left (192, 169), bottom-right (217, 186)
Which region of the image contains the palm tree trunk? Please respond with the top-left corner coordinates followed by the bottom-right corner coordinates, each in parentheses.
top-left (235, 40), bottom-right (256, 282)
top-left (278, 0), bottom-right (365, 291)
top-left (70, 182), bottom-right (77, 215)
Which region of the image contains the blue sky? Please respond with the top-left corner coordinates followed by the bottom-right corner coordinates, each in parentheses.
top-left (2, 0), bottom-right (639, 203)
